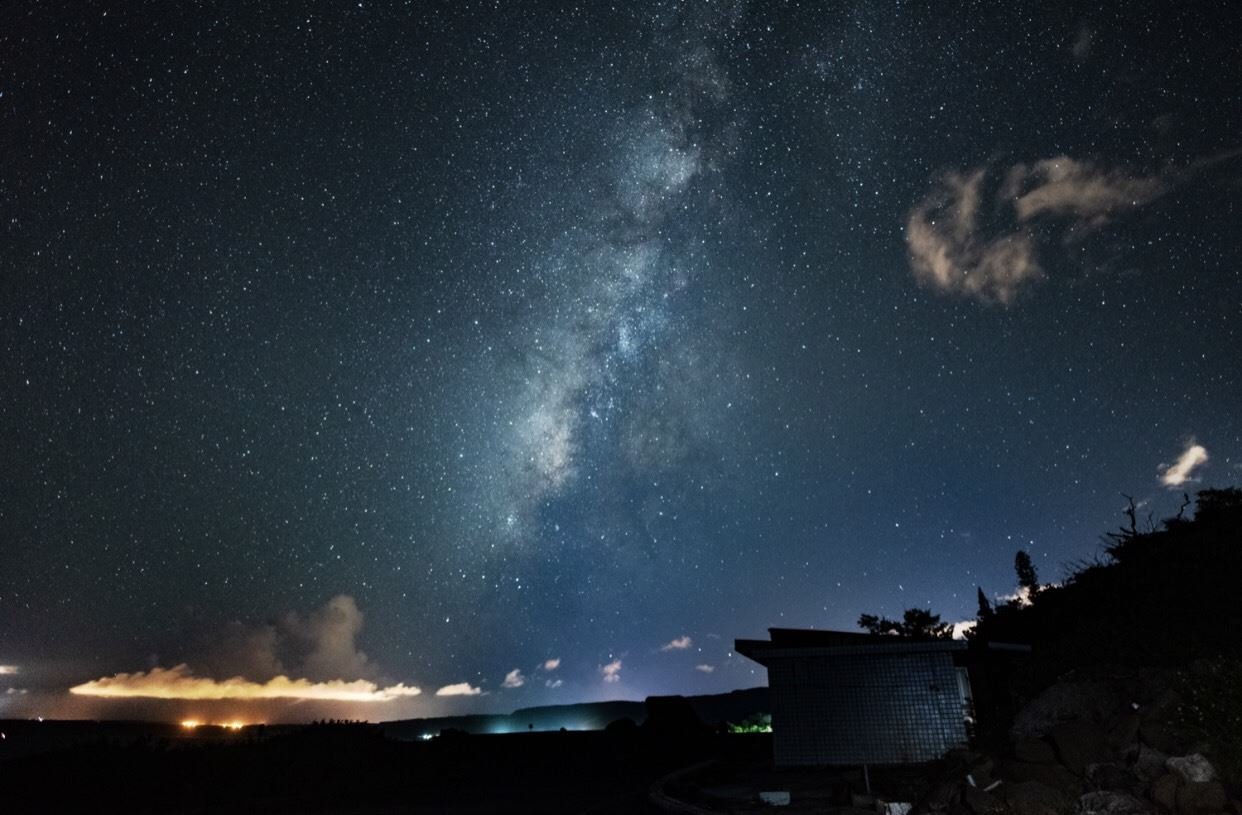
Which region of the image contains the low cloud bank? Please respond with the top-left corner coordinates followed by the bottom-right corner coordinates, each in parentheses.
top-left (69, 664), bottom-right (421, 702)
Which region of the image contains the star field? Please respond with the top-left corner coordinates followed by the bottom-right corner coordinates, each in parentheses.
top-left (1, 1), bottom-right (1240, 719)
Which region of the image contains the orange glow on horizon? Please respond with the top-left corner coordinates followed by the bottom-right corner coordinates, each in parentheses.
top-left (180, 719), bottom-right (261, 731)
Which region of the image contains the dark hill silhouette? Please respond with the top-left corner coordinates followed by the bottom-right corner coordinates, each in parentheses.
top-left (972, 487), bottom-right (1242, 685)
top-left (381, 686), bottom-right (769, 740)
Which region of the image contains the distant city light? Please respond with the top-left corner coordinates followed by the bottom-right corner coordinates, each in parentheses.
top-left (179, 719), bottom-right (257, 730)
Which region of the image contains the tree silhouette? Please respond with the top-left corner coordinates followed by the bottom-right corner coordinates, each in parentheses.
top-left (976, 587), bottom-right (994, 622)
top-left (858, 607), bottom-right (952, 639)
top-left (1014, 550), bottom-right (1039, 596)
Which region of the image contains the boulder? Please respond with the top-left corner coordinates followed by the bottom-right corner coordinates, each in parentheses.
top-left (1002, 780), bottom-right (1071, 815)
top-left (964, 787), bottom-right (1004, 814)
top-left (971, 757), bottom-right (996, 787)
top-left (1016, 738), bottom-right (1059, 764)
top-left (1132, 746), bottom-right (1171, 781)
top-left (1011, 681), bottom-right (1119, 740)
top-left (1148, 773), bottom-right (1179, 812)
top-left (1052, 720), bottom-right (1113, 776)
top-left (1165, 754), bottom-right (1216, 784)
top-left (922, 781), bottom-right (959, 811)
top-left (1138, 691), bottom-right (1188, 755)
top-left (1073, 791), bottom-right (1153, 814)
top-left (998, 760), bottom-right (1082, 794)
top-left (1108, 714), bottom-right (1141, 752)
top-left (1086, 763), bottom-right (1139, 794)
top-left (1174, 781), bottom-right (1226, 814)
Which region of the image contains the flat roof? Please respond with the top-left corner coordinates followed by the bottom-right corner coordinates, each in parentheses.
top-left (734, 627), bottom-right (1029, 665)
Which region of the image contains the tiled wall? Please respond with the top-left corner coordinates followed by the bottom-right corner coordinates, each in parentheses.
top-left (768, 651), bottom-right (970, 765)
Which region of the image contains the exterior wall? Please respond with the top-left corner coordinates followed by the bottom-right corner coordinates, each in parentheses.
top-left (768, 650), bottom-right (970, 766)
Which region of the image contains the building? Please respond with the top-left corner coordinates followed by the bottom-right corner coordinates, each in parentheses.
top-left (735, 628), bottom-right (1026, 767)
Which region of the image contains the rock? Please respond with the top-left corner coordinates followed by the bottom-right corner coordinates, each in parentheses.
top-left (1086, 763), bottom-right (1139, 793)
top-left (964, 787), bottom-right (1004, 814)
top-left (1109, 714), bottom-right (1141, 752)
top-left (1138, 691), bottom-right (1188, 755)
top-left (998, 760), bottom-right (1082, 794)
top-left (1174, 781), bottom-right (1226, 814)
top-left (1052, 720), bottom-right (1113, 776)
top-left (922, 781), bottom-right (959, 811)
top-left (1165, 754), bottom-right (1216, 784)
top-left (1149, 774), bottom-right (1179, 812)
top-left (971, 757), bottom-right (996, 787)
top-left (1073, 791), bottom-right (1153, 814)
top-left (1011, 681), bottom-right (1119, 740)
top-left (1002, 780), bottom-right (1071, 815)
top-left (1133, 746), bottom-right (1170, 781)
top-left (1016, 738), bottom-right (1059, 764)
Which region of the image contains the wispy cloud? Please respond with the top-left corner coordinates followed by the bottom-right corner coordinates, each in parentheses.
top-left (1003, 156), bottom-right (1167, 225)
top-left (542, 658), bottom-right (561, 671)
top-left (906, 156), bottom-right (1172, 304)
top-left (660, 635), bottom-right (692, 652)
top-left (600, 659), bottom-right (622, 684)
top-left (906, 169), bottom-right (1040, 304)
top-left (1160, 441), bottom-right (1209, 487)
top-left (198, 594), bottom-right (382, 684)
top-left (501, 669), bottom-right (525, 689)
top-left (69, 664), bottom-right (421, 702)
top-left (435, 682), bottom-right (483, 697)
top-left (694, 664), bottom-right (715, 673)
top-left (545, 678), bottom-right (563, 689)
top-left (0, 665), bottom-right (17, 675)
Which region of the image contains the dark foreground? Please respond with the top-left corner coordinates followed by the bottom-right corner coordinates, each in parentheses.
top-left (0, 719), bottom-right (764, 814)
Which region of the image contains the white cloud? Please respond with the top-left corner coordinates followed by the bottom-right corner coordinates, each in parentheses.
top-left (435, 682), bottom-right (483, 697)
top-left (5, 687), bottom-right (29, 695)
top-left (1160, 442), bottom-right (1209, 487)
top-left (600, 659), bottom-right (622, 684)
top-left (69, 664), bottom-right (421, 702)
top-left (951, 620), bottom-right (977, 640)
top-left (998, 585), bottom-right (1036, 608)
top-left (501, 669), bottom-right (525, 689)
top-left (545, 678), bottom-right (563, 689)
top-left (660, 635), bottom-right (693, 652)
top-left (0, 665), bottom-right (16, 675)
top-left (694, 664), bottom-right (715, 673)
top-left (542, 658), bottom-right (561, 671)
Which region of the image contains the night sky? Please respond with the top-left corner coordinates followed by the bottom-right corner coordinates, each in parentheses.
top-left (2, 1), bottom-right (1240, 723)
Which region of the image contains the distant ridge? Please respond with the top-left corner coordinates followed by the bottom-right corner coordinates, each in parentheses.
top-left (380, 686), bottom-right (769, 740)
